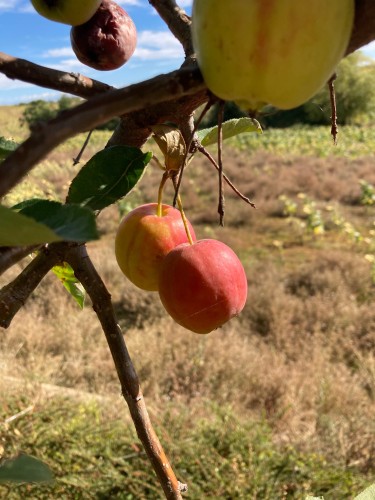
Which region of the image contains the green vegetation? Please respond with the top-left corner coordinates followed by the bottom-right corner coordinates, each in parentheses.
top-left (0, 396), bottom-right (372, 499)
top-left (1, 105), bottom-right (375, 498)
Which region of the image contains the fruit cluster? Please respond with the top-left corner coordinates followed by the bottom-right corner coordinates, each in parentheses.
top-left (31, 0), bottom-right (137, 71)
top-left (115, 203), bottom-right (248, 334)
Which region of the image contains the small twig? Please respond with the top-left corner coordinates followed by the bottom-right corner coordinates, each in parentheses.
top-left (197, 146), bottom-right (256, 208)
top-left (66, 244), bottom-right (186, 499)
top-left (173, 99), bottom-right (214, 207)
top-left (4, 405), bottom-right (34, 425)
top-left (328, 73), bottom-right (338, 145)
top-left (0, 245), bottom-right (39, 276)
top-left (217, 101), bottom-right (225, 226)
top-left (0, 245), bottom-right (62, 329)
top-left (73, 129), bottom-right (94, 165)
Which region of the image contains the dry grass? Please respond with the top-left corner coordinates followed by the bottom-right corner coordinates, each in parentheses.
top-left (1, 117), bottom-right (375, 495)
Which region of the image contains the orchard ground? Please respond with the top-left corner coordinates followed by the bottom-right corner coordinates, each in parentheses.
top-left (1, 105), bottom-right (375, 498)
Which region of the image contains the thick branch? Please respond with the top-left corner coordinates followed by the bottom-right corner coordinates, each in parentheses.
top-left (346, 0), bottom-right (375, 54)
top-left (66, 244), bottom-right (184, 500)
top-left (0, 52), bottom-right (113, 99)
top-left (0, 66), bottom-right (205, 198)
top-left (0, 245), bottom-right (61, 328)
top-left (149, 0), bottom-right (194, 57)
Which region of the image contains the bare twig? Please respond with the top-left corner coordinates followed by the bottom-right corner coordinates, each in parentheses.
top-left (66, 244), bottom-right (185, 499)
top-left (328, 74), bottom-right (338, 145)
top-left (217, 101), bottom-right (225, 226)
top-left (0, 66), bottom-right (205, 199)
top-left (197, 146), bottom-right (256, 208)
top-left (0, 245), bottom-right (39, 276)
top-left (149, 0), bottom-right (194, 57)
top-left (0, 51), bottom-right (113, 99)
top-left (0, 245), bottom-right (62, 329)
top-left (73, 129), bottom-right (94, 165)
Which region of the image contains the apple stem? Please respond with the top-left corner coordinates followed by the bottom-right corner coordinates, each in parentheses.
top-left (157, 171), bottom-right (169, 217)
top-left (176, 194), bottom-right (194, 245)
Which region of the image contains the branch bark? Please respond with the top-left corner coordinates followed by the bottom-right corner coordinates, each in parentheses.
top-left (0, 52), bottom-right (113, 99)
top-left (66, 244), bottom-right (185, 499)
top-left (0, 245), bottom-right (39, 276)
top-left (0, 66), bottom-right (205, 199)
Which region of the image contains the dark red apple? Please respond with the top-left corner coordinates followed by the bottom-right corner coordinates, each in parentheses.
top-left (70, 0), bottom-right (137, 71)
top-left (158, 239), bottom-right (248, 334)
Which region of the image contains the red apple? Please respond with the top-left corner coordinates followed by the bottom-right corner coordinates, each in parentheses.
top-left (70, 0), bottom-right (137, 71)
top-left (115, 203), bottom-right (196, 292)
top-left (158, 239), bottom-right (248, 334)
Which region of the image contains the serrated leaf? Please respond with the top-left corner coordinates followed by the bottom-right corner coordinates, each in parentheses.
top-left (197, 117), bottom-right (262, 147)
top-left (0, 137), bottom-right (18, 162)
top-left (52, 262), bottom-right (85, 309)
top-left (0, 200), bottom-right (98, 246)
top-left (0, 453), bottom-right (54, 484)
top-left (151, 125), bottom-right (186, 171)
top-left (354, 484), bottom-right (375, 500)
top-left (67, 145), bottom-right (152, 211)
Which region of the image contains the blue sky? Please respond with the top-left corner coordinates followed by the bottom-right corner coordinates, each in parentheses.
top-left (0, 1), bottom-right (374, 106)
top-left (0, 0), bottom-right (192, 105)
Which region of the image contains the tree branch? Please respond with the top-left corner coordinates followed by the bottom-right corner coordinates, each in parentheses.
top-left (149, 0), bottom-right (194, 57)
top-left (346, 0), bottom-right (375, 54)
top-left (0, 245), bottom-right (62, 329)
top-left (0, 52), bottom-right (113, 99)
top-left (0, 66), bottom-right (205, 199)
top-left (66, 244), bottom-right (185, 499)
top-left (0, 245), bottom-right (39, 276)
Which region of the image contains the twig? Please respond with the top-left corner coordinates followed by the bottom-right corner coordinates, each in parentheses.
top-left (197, 146), bottom-right (256, 208)
top-left (0, 51), bottom-right (113, 99)
top-left (173, 99), bottom-right (214, 207)
top-left (217, 101), bottom-right (225, 226)
top-left (4, 405), bottom-right (34, 425)
top-left (0, 245), bottom-right (39, 276)
top-left (73, 129), bottom-right (94, 165)
top-left (148, 0), bottom-right (194, 57)
top-left (66, 244), bottom-right (186, 499)
top-left (0, 66), bottom-right (205, 199)
top-left (0, 245), bottom-right (62, 329)
top-left (328, 74), bottom-right (338, 145)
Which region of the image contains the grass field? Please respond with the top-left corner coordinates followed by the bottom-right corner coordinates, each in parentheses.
top-left (1, 105), bottom-right (375, 498)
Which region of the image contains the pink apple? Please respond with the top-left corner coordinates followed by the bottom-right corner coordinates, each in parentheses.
top-left (115, 203), bottom-right (196, 291)
top-left (158, 239), bottom-right (248, 334)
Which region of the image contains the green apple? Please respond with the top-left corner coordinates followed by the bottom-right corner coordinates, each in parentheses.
top-left (192, 0), bottom-right (354, 110)
top-left (30, 0), bottom-right (102, 26)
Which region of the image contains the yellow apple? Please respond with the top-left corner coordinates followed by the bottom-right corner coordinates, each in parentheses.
top-left (192, 0), bottom-right (354, 110)
top-left (30, 0), bottom-right (101, 26)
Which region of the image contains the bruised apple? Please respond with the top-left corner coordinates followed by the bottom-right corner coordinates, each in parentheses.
top-left (70, 0), bottom-right (137, 71)
top-left (115, 203), bottom-right (196, 292)
top-left (192, 0), bottom-right (354, 110)
top-left (30, 0), bottom-right (101, 26)
top-left (158, 239), bottom-right (248, 334)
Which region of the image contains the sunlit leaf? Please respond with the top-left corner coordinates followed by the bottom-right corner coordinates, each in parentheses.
top-left (197, 117), bottom-right (262, 147)
top-left (354, 483), bottom-right (375, 500)
top-left (67, 145), bottom-right (152, 211)
top-left (52, 262), bottom-right (85, 309)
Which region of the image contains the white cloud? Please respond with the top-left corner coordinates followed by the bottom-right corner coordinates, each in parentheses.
top-left (0, 73), bottom-right (31, 90)
top-left (178, 0), bottom-right (193, 7)
top-left (134, 30), bottom-right (184, 60)
top-left (42, 47), bottom-right (74, 58)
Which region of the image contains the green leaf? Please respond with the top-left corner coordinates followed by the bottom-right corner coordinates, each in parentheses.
top-left (15, 199), bottom-right (98, 243)
top-left (197, 117), bottom-right (262, 147)
top-left (0, 137), bottom-right (18, 162)
top-left (0, 453), bottom-right (54, 484)
top-left (305, 497), bottom-right (324, 500)
top-left (354, 484), bottom-right (375, 500)
top-left (0, 200), bottom-right (98, 246)
top-left (67, 145), bottom-right (152, 211)
top-left (52, 262), bottom-right (85, 309)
